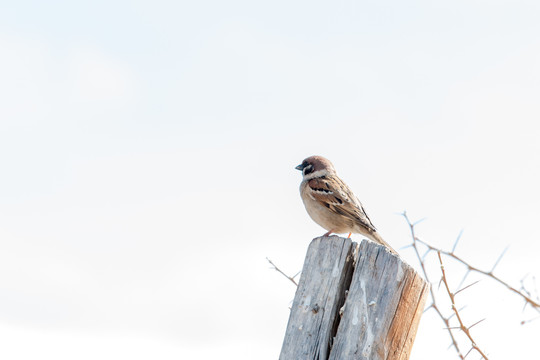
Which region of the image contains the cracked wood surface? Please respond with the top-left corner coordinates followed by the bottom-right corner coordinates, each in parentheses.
top-left (279, 236), bottom-right (355, 360)
top-left (329, 240), bottom-right (429, 360)
top-left (280, 237), bottom-right (429, 360)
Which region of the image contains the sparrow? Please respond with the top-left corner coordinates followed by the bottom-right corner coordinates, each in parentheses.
top-left (295, 155), bottom-right (397, 254)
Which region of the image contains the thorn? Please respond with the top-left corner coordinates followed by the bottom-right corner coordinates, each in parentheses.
top-left (464, 347), bottom-right (474, 359)
top-left (444, 326), bottom-right (461, 330)
top-left (490, 245), bottom-right (509, 273)
top-left (455, 280), bottom-right (481, 296)
top-left (468, 318), bottom-right (486, 330)
top-left (522, 299), bottom-right (529, 312)
top-left (457, 270), bottom-right (471, 290)
top-left (452, 229), bottom-right (464, 253)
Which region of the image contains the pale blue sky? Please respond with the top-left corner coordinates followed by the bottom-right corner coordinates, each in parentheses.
top-left (1, 0), bottom-right (540, 359)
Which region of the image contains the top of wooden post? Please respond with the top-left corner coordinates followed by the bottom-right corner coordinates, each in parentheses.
top-left (280, 236), bottom-right (429, 360)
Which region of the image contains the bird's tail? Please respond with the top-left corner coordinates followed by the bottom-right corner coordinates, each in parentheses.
top-left (367, 231), bottom-right (399, 256)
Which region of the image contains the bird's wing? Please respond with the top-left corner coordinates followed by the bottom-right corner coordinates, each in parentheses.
top-left (307, 176), bottom-right (377, 232)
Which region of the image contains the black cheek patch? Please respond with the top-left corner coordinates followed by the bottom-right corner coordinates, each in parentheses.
top-left (303, 165), bottom-right (314, 175)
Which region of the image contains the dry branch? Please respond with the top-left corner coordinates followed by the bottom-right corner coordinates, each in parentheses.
top-left (272, 212), bottom-right (538, 360)
top-left (267, 257), bottom-right (299, 286)
top-left (437, 252), bottom-right (488, 359)
top-left (402, 212), bottom-right (465, 358)
top-left (402, 211), bottom-right (539, 360)
top-left (415, 237), bottom-right (540, 312)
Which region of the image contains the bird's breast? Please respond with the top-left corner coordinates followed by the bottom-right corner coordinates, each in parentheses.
top-left (299, 181), bottom-right (351, 233)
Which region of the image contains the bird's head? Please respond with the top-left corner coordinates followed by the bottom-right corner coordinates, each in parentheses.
top-left (295, 155), bottom-right (336, 180)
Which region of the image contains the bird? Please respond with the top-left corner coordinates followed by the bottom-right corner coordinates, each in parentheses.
top-left (295, 155), bottom-right (397, 254)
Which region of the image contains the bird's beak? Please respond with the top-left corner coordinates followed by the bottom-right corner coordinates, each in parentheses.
top-left (295, 164), bottom-right (304, 171)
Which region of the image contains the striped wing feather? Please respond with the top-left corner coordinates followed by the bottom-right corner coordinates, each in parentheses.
top-left (307, 177), bottom-right (377, 233)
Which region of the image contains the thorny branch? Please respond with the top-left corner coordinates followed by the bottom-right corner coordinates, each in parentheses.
top-left (269, 213), bottom-right (539, 358)
top-left (403, 211), bottom-right (540, 359)
top-left (402, 212), bottom-right (465, 359)
top-left (414, 236), bottom-right (540, 312)
top-left (438, 252), bottom-right (489, 359)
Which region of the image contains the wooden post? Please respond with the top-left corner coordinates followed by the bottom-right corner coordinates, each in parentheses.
top-left (279, 236), bottom-right (355, 360)
top-left (279, 236), bottom-right (429, 360)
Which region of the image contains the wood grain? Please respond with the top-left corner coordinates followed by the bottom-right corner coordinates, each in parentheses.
top-left (328, 240), bottom-right (429, 360)
top-left (279, 236), bottom-right (355, 360)
top-left (280, 237), bottom-right (429, 360)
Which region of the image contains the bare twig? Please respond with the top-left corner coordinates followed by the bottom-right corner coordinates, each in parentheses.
top-left (402, 211), bottom-right (465, 358)
top-left (267, 257), bottom-right (298, 286)
top-left (438, 252), bottom-right (489, 359)
top-left (403, 212), bottom-right (540, 360)
top-left (414, 237), bottom-right (540, 312)
top-left (519, 275), bottom-right (540, 324)
top-left (271, 212), bottom-right (538, 359)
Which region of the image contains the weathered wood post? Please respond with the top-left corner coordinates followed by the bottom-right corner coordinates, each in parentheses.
top-left (279, 236), bottom-right (429, 360)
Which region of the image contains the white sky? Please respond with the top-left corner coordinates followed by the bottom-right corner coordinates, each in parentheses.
top-left (1, 0), bottom-right (539, 359)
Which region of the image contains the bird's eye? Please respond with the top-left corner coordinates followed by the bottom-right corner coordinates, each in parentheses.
top-left (303, 164), bottom-right (314, 175)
